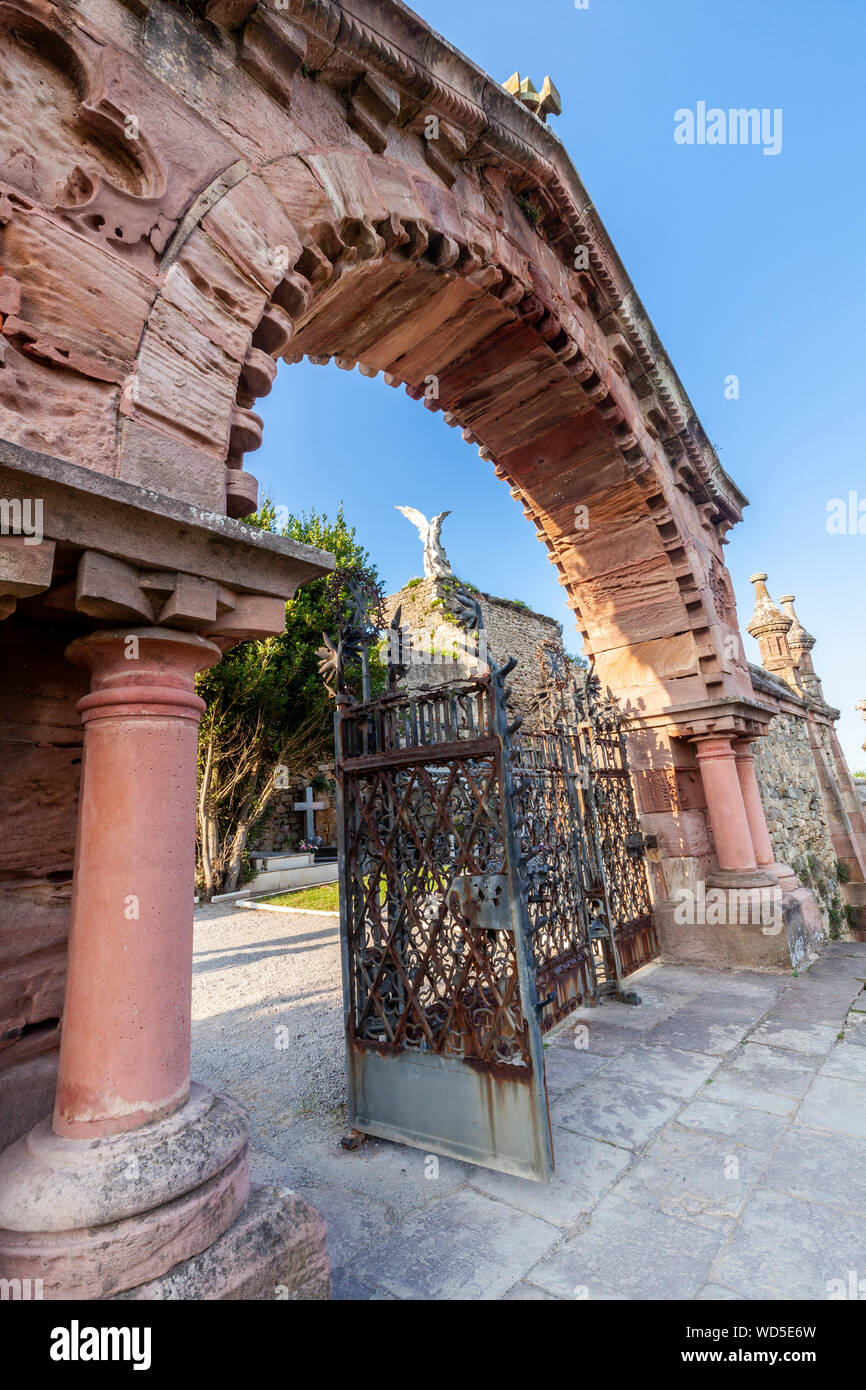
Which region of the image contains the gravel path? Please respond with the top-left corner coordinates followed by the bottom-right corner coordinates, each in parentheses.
top-left (191, 902), bottom-right (346, 1146)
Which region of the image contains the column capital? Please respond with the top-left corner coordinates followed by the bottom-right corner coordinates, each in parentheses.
top-left (65, 627), bottom-right (221, 724)
top-left (691, 733), bottom-right (738, 761)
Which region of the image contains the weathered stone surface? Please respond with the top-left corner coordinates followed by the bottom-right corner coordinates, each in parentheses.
top-left (465, 1126), bottom-right (630, 1228)
top-left (599, 1043), bottom-right (719, 1100)
top-left (115, 1183), bottom-right (331, 1301)
top-left (554, 1078), bottom-right (681, 1150)
top-left (674, 1096), bottom-right (788, 1151)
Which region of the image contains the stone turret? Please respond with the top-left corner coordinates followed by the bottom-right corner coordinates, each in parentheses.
top-left (747, 573), bottom-right (793, 675)
top-left (778, 594), bottom-right (825, 703)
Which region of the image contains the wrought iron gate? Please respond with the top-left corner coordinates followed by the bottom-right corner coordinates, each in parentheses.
top-left (334, 670), bottom-right (554, 1180)
top-left (322, 590), bottom-right (656, 1181)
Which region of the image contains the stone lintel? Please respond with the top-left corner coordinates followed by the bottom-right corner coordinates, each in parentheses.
top-left (628, 694), bottom-right (776, 742)
top-left (0, 437), bottom-right (334, 634)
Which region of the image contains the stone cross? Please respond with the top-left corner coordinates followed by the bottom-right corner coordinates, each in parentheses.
top-left (294, 785), bottom-right (326, 841)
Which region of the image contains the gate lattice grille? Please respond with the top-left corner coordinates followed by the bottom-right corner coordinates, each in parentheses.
top-left (576, 681), bottom-right (658, 977)
top-left (339, 683), bottom-right (531, 1069)
top-left (509, 730), bottom-right (598, 1031)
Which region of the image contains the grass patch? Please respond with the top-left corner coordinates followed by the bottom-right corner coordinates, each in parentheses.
top-left (264, 882), bottom-right (340, 911)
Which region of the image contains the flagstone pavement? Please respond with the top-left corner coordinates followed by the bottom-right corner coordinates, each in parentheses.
top-left (192, 903), bottom-right (866, 1301)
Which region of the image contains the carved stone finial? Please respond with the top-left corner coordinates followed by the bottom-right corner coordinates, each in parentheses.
top-left (746, 573), bottom-right (793, 674)
top-left (747, 573), bottom-right (789, 636)
top-left (777, 595), bottom-right (816, 653)
top-left (503, 72), bottom-right (562, 122)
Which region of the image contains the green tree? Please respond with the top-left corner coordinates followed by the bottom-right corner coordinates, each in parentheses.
top-left (196, 501), bottom-right (382, 899)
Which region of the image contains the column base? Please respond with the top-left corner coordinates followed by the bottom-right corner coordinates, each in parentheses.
top-left (707, 868), bottom-right (779, 890)
top-left (0, 1084), bottom-right (250, 1299)
top-left (655, 882), bottom-right (826, 971)
top-left (113, 1183), bottom-right (331, 1301)
top-left (765, 862), bottom-right (800, 892)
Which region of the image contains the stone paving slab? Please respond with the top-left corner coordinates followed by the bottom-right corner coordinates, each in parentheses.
top-left (542, 1044), bottom-right (608, 1096)
top-left (746, 1018), bottom-right (842, 1056)
top-left (350, 1189), bottom-right (560, 1300)
top-left (699, 1076), bottom-right (798, 1118)
top-left (843, 1017), bottom-right (866, 1047)
top-left (763, 1126), bottom-right (866, 1216)
top-left (598, 1043), bottom-right (718, 1100)
top-left (769, 992), bottom-right (854, 1027)
top-left (715, 1041), bottom-right (819, 1098)
top-left (819, 1041), bottom-right (866, 1083)
top-left (502, 1280), bottom-right (560, 1300)
top-left (611, 1123), bottom-right (769, 1232)
top-left (674, 1096), bottom-right (788, 1151)
top-left (797, 1074), bottom-right (866, 1137)
top-left (528, 1192), bottom-right (725, 1300)
top-left (553, 1077), bottom-right (682, 1149)
top-left (191, 908), bottom-right (866, 1301)
top-left (643, 1010), bottom-right (750, 1057)
top-left (465, 1126), bottom-right (630, 1228)
top-left (549, 1017), bottom-right (635, 1056)
top-left (709, 1190), bottom-right (866, 1301)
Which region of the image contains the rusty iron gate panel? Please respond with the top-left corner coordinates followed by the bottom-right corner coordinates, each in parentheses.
top-left (321, 587), bottom-right (656, 1183)
top-left (509, 727), bottom-right (600, 1031)
top-left (572, 669), bottom-right (659, 979)
top-left (334, 672), bottom-right (555, 1182)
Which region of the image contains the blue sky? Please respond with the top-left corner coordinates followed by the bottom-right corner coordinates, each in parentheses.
top-left (255, 0), bottom-right (866, 768)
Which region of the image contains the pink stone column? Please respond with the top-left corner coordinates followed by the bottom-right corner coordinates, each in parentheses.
top-left (733, 741), bottom-right (775, 868)
top-left (53, 628), bottom-right (221, 1139)
top-left (693, 735), bottom-right (757, 873)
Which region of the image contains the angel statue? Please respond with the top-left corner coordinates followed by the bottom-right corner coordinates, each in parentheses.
top-left (395, 506), bottom-right (452, 579)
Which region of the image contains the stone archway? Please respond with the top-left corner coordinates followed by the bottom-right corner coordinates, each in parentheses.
top-left (0, 0), bottom-right (812, 1298)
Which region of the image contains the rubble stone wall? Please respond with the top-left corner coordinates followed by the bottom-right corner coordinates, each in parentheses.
top-left (752, 711), bottom-right (842, 931)
top-left (383, 577), bottom-right (571, 719)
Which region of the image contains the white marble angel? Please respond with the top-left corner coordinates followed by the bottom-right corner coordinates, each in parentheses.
top-left (395, 505), bottom-right (452, 579)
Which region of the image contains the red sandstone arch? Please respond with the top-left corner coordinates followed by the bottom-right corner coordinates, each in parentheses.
top-left (0, 0), bottom-right (836, 1302)
top-left (118, 141), bottom-right (755, 726)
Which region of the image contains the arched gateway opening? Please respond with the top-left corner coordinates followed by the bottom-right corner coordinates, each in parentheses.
top-left (0, 0), bottom-right (823, 1298)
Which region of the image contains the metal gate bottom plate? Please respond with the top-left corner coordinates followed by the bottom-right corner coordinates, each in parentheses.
top-left (348, 1047), bottom-right (554, 1182)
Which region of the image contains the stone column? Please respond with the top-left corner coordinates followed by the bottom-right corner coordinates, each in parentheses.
top-left (0, 629), bottom-right (256, 1297)
top-left (733, 739), bottom-right (797, 889)
top-left (732, 741), bottom-right (774, 868)
top-left (693, 735), bottom-right (775, 886)
top-left (54, 629), bottom-right (219, 1137)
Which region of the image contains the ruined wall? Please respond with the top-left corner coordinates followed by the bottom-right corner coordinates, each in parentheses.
top-left (383, 576), bottom-right (570, 720)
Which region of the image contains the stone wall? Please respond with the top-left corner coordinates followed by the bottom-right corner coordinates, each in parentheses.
top-left (752, 711), bottom-right (843, 933)
top-left (249, 775), bottom-right (338, 854)
top-left (383, 577), bottom-right (575, 720)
